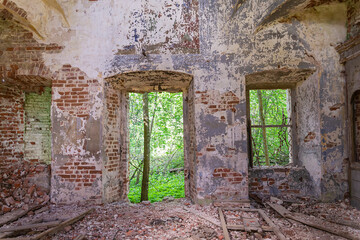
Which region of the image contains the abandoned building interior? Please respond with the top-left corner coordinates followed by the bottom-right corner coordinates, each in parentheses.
top-left (0, 0), bottom-right (360, 239)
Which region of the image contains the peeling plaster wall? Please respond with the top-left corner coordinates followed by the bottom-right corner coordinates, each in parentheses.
top-left (2, 0), bottom-right (353, 204)
top-left (293, 3), bottom-right (348, 201)
top-left (51, 65), bottom-right (103, 204)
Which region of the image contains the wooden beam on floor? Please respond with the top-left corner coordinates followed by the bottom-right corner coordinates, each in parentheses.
top-left (0, 220), bottom-right (61, 233)
top-left (30, 208), bottom-right (94, 240)
top-left (218, 208), bottom-right (231, 240)
top-left (0, 204), bottom-right (44, 227)
top-left (268, 203), bottom-right (359, 240)
top-left (257, 209), bottom-right (287, 240)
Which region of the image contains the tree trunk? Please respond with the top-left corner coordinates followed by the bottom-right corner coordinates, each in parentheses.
top-left (257, 90), bottom-right (270, 166)
top-left (141, 93), bottom-right (150, 201)
top-left (135, 169), bottom-right (141, 185)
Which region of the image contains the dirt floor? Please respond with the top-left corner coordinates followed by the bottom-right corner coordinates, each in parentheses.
top-left (1, 197), bottom-right (360, 239)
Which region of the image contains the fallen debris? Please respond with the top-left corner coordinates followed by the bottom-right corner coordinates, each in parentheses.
top-left (0, 220), bottom-right (61, 233)
top-left (0, 204), bottom-right (44, 227)
top-left (30, 208), bottom-right (94, 240)
top-left (269, 203), bottom-right (360, 240)
top-left (257, 209), bottom-right (286, 240)
top-left (0, 199), bottom-right (359, 240)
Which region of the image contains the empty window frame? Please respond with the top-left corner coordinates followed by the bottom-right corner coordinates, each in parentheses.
top-left (247, 89), bottom-right (293, 167)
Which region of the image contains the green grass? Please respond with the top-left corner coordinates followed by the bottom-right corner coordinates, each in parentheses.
top-left (128, 172), bottom-right (185, 203)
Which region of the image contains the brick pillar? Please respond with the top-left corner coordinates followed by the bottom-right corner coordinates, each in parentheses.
top-left (51, 65), bottom-right (103, 204)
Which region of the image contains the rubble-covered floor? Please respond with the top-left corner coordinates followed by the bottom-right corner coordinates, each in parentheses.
top-left (2, 198), bottom-right (360, 239)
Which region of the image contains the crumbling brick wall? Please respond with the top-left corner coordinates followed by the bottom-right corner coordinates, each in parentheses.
top-left (0, 86), bottom-right (51, 215)
top-left (0, 3), bottom-right (62, 213)
top-left (102, 86), bottom-right (123, 202)
top-left (0, 162), bottom-right (50, 215)
top-left (0, 87), bottom-right (24, 171)
top-left (51, 65), bottom-right (103, 204)
top-left (249, 167), bottom-right (315, 200)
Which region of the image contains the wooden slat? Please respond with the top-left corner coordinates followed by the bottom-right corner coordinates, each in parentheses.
top-left (222, 207), bottom-right (258, 212)
top-left (30, 209), bottom-right (93, 240)
top-left (268, 203), bottom-right (359, 240)
top-left (0, 220), bottom-right (61, 233)
top-left (227, 224), bottom-right (273, 232)
top-left (0, 232), bottom-right (13, 239)
top-left (0, 204), bottom-right (44, 227)
top-left (257, 209), bottom-right (286, 240)
top-left (218, 208), bottom-right (231, 240)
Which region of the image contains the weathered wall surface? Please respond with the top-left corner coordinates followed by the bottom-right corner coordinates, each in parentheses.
top-left (249, 167), bottom-right (315, 199)
top-left (24, 87), bottom-right (52, 164)
top-left (51, 65), bottom-right (103, 204)
top-left (347, 0), bottom-right (360, 39)
top-left (102, 87), bottom-right (128, 203)
top-left (291, 3), bottom-right (348, 201)
top-left (0, 0), bottom-right (354, 204)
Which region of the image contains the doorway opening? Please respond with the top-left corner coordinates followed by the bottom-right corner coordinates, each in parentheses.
top-left (128, 92), bottom-right (185, 203)
top-left (103, 70), bottom-right (196, 203)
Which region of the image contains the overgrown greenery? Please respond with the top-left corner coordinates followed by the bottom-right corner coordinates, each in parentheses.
top-left (249, 89), bottom-right (291, 166)
top-left (128, 92), bottom-right (185, 203)
top-left (128, 172), bottom-right (185, 203)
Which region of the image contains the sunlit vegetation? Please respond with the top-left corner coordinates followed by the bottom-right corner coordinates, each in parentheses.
top-left (128, 92), bottom-right (185, 203)
top-left (249, 89), bottom-right (291, 166)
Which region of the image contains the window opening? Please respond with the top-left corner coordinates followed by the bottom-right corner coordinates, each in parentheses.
top-left (249, 89), bottom-right (292, 166)
top-left (128, 92), bottom-right (185, 203)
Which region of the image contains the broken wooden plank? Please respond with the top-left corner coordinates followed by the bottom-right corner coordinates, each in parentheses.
top-left (0, 232), bottom-right (13, 239)
top-left (231, 0), bottom-right (247, 18)
top-left (74, 234), bottom-right (86, 240)
top-left (257, 209), bottom-right (287, 240)
top-left (218, 208), bottom-right (230, 240)
top-left (0, 220), bottom-right (62, 233)
top-left (268, 203), bottom-right (359, 240)
top-left (222, 207), bottom-right (259, 212)
top-left (325, 216), bottom-right (360, 230)
top-left (227, 224), bottom-right (273, 232)
top-left (30, 208), bottom-right (94, 240)
top-left (0, 204), bottom-right (44, 227)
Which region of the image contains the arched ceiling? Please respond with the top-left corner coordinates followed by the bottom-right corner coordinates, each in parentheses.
top-left (0, 0), bottom-right (69, 40)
